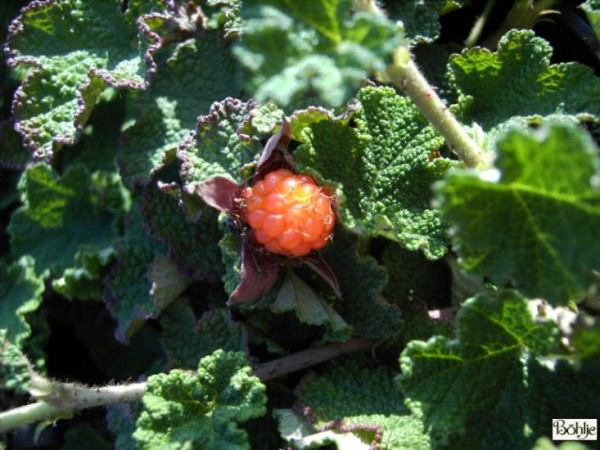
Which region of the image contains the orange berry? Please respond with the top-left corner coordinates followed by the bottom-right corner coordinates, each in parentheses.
top-left (243, 169), bottom-right (335, 257)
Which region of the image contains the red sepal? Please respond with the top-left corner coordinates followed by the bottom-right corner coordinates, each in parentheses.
top-left (300, 252), bottom-right (343, 300)
top-left (228, 242), bottom-right (279, 305)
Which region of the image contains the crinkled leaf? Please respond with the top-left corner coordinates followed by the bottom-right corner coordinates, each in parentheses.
top-left (160, 300), bottom-right (244, 369)
top-left (271, 269), bottom-right (350, 339)
top-left (178, 98), bottom-right (259, 195)
top-left (8, 164), bottom-right (119, 278)
top-left (0, 120), bottom-right (29, 169)
top-left (6, 0), bottom-right (163, 159)
top-left (399, 290), bottom-right (559, 448)
top-left (450, 30), bottom-right (600, 131)
top-left (296, 358), bottom-right (430, 450)
top-left (322, 228), bottom-right (401, 339)
top-left (104, 204), bottom-right (165, 342)
top-left (134, 350), bottom-right (266, 450)
top-left (581, 0), bottom-right (600, 42)
top-left (206, 0), bottom-right (242, 36)
top-left (384, 0), bottom-right (446, 42)
top-left (295, 86), bottom-right (453, 259)
top-left (119, 33), bottom-right (241, 188)
top-left (274, 409), bottom-right (370, 450)
top-left (437, 121), bottom-right (600, 305)
top-left (234, 0), bottom-right (405, 109)
top-left (0, 256), bottom-right (44, 346)
top-left (141, 182), bottom-right (222, 280)
top-left (0, 329), bottom-right (33, 393)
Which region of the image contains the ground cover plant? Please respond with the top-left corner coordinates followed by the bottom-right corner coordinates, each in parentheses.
top-left (1, 0), bottom-right (600, 448)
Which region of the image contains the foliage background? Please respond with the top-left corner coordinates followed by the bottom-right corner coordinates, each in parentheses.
top-left (1, 0), bottom-right (599, 449)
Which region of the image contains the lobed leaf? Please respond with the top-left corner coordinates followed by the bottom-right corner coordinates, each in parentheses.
top-left (449, 30), bottom-right (600, 132)
top-left (134, 350), bottom-right (266, 450)
top-left (296, 358), bottom-right (430, 450)
top-left (295, 86), bottom-right (453, 259)
top-left (6, 0), bottom-right (165, 159)
top-left (8, 164), bottom-right (120, 283)
top-left (437, 121), bottom-right (600, 305)
top-left (233, 0), bottom-right (405, 109)
top-left (0, 256), bottom-right (44, 347)
top-left (399, 290), bottom-right (559, 448)
top-left (119, 33), bottom-right (241, 189)
top-left (0, 329), bottom-right (33, 393)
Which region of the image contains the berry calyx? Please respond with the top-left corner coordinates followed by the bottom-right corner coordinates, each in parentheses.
top-left (243, 168), bottom-right (335, 257)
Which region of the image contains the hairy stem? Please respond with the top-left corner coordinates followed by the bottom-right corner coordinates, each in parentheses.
top-left (386, 48), bottom-right (490, 168)
top-left (0, 338), bottom-right (373, 433)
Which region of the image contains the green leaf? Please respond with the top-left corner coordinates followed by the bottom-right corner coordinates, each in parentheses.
top-left (399, 290), bottom-right (559, 448)
top-left (437, 121), bottom-right (600, 305)
top-left (104, 204), bottom-right (165, 342)
top-left (270, 269), bottom-right (351, 340)
top-left (296, 358), bottom-right (430, 450)
top-left (234, 0), bottom-right (405, 109)
top-left (8, 164), bottom-right (119, 280)
top-left (52, 247), bottom-right (114, 301)
top-left (295, 86), bottom-right (453, 259)
top-left (450, 30), bottom-right (600, 131)
top-left (147, 254), bottom-right (191, 310)
top-left (160, 300), bottom-right (245, 369)
top-left (384, 0), bottom-right (446, 42)
top-left (322, 228), bottom-right (401, 339)
top-left (0, 256), bottom-right (44, 346)
top-left (178, 98), bottom-right (259, 194)
top-left (581, 0), bottom-right (600, 42)
top-left (141, 182), bottom-right (223, 281)
top-left (119, 33), bottom-right (241, 188)
top-left (134, 350), bottom-right (267, 450)
top-left (6, 0), bottom-right (163, 159)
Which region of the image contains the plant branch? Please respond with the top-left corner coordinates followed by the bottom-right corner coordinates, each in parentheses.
top-left (386, 47), bottom-right (490, 168)
top-left (0, 337), bottom-right (374, 433)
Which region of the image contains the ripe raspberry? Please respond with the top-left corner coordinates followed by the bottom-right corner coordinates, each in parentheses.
top-left (243, 168), bottom-right (335, 257)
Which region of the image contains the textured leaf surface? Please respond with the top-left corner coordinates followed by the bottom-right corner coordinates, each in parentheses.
top-left (134, 350), bottom-right (266, 450)
top-left (399, 290), bottom-right (559, 448)
top-left (437, 121), bottom-right (600, 305)
top-left (104, 204), bottom-right (165, 342)
top-left (160, 301), bottom-right (244, 369)
top-left (6, 0), bottom-right (163, 159)
top-left (295, 86), bottom-right (453, 259)
top-left (8, 164), bottom-right (119, 279)
top-left (141, 182), bottom-right (222, 280)
top-left (178, 98), bottom-right (259, 193)
top-left (0, 256), bottom-right (44, 346)
top-left (322, 228), bottom-right (401, 339)
top-left (119, 34), bottom-right (241, 188)
top-left (234, 0), bottom-right (404, 109)
top-left (450, 30), bottom-right (600, 131)
top-left (296, 358), bottom-right (430, 450)
top-left (384, 0), bottom-right (446, 42)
